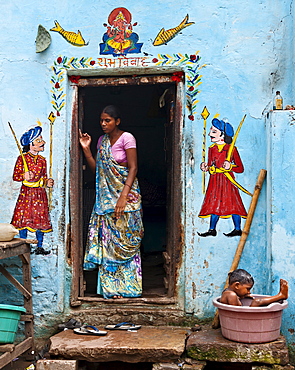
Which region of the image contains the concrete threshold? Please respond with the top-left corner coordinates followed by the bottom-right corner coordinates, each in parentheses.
top-left (49, 326), bottom-right (190, 363)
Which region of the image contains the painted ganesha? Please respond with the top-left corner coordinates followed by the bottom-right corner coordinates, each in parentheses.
top-left (100, 7), bottom-right (142, 55)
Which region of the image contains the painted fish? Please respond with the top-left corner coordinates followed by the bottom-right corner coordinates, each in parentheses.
top-left (153, 15), bottom-right (194, 46)
top-left (50, 20), bottom-right (88, 47)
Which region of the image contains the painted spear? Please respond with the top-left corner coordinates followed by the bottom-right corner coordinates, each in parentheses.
top-left (226, 114), bottom-right (246, 162)
top-left (201, 107), bottom-right (210, 194)
top-left (48, 111), bottom-right (56, 209)
top-left (8, 122), bottom-right (29, 172)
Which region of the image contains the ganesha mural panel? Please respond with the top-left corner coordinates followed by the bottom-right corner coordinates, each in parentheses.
top-left (99, 7), bottom-right (143, 56)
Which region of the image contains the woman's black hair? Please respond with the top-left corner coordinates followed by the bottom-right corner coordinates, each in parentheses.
top-left (101, 105), bottom-right (121, 120)
top-left (228, 269), bottom-right (254, 285)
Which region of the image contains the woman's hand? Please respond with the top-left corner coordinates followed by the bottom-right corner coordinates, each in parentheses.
top-left (79, 129), bottom-right (92, 149)
top-left (115, 194), bottom-right (128, 219)
top-left (79, 129), bottom-right (96, 173)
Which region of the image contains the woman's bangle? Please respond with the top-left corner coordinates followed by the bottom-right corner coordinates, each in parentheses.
top-left (125, 183), bottom-right (131, 188)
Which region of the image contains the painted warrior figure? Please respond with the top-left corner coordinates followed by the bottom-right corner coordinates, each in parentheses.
top-left (198, 118), bottom-right (247, 237)
top-left (11, 126), bottom-right (53, 254)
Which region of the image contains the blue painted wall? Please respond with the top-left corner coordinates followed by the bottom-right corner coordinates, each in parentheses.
top-left (0, 0), bottom-right (294, 352)
top-left (267, 111), bottom-right (295, 348)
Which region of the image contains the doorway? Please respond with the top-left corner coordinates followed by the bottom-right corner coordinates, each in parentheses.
top-left (70, 74), bottom-right (183, 304)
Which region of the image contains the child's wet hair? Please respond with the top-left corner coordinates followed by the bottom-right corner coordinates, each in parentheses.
top-left (228, 269), bottom-right (254, 285)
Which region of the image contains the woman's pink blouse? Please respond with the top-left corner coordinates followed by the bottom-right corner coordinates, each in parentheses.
top-left (97, 132), bottom-right (136, 163)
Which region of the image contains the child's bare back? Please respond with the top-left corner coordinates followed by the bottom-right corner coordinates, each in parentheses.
top-left (220, 289), bottom-right (245, 306)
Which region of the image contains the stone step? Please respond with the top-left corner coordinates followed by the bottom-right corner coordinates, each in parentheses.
top-left (186, 324), bottom-right (290, 366)
top-left (49, 326), bottom-right (189, 363)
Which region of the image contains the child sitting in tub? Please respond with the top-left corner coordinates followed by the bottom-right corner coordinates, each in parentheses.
top-left (220, 269), bottom-right (288, 307)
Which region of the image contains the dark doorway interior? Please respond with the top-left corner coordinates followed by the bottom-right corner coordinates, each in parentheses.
top-left (80, 82), bottom-right (175, 297)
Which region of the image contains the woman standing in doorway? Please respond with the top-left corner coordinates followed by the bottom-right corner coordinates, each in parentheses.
top-left (79, 105), bottom-right (143, 299)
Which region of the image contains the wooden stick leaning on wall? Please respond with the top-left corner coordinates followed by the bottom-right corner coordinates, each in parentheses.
top-left (212, 168), bottom-right (267, 329)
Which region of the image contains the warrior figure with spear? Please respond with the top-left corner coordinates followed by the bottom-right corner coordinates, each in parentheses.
top-left (9, 124), bottom-right (54, 254)
top-left (198, 116), bottom-right (251, 237)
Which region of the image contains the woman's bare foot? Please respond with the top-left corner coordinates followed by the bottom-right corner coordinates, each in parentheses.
top-left (113, 295), bottom-right (123, 299)
top-left (278, 279), bottom-right (288, 300)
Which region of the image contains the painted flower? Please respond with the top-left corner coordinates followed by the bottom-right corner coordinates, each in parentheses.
top-left (57, 57), bottom-right (63, 64)
top-left (190, 54), bottom-right (200, 62)
top-left (152, 58), bottom-right (158, 63)
top-left (55, 82), bottom-right (60, 89)
top-left (188, 114), bottom-right (194, 121)
top-left (171, 71), bottom-right (184, 83)
top-left (189, 86), bottom-right (194, 91)
top-left (90, 60), bottom-right (96, 66)
top-left (172, 76), bottom-right (181, 82)
top-left (69, 75), bottom-right (81, 84)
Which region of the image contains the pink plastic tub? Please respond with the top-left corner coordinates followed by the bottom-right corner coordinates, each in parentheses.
top-left (213, 295), bottom-right (288, 343)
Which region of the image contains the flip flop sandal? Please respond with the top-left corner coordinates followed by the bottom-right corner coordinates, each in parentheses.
top-left (104, 322), bottom-right (141, 330)
top-left (58, 318), bottom-right (82, 330)
top-left (74, 325), bottom-right (107, 336)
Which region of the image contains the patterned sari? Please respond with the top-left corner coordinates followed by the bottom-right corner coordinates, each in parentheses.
top-left (83, 135), bottom-right (143, 298)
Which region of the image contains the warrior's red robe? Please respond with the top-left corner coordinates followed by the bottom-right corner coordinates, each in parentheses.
top-left (199, 143), bottom-right (247, 218)
top-left (11, 152), bottom-right (52, 232)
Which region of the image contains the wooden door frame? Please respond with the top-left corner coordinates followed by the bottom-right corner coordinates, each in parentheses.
top-left (69, 73), bottom-right (184, 306)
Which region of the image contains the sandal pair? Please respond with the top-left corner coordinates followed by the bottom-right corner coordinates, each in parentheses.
top-left (74, 325), bottom-right (107, 336)
top-left (105, 322), bottom-right (141, 330)
top-left (73, 322), bottom-right (141, 336)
